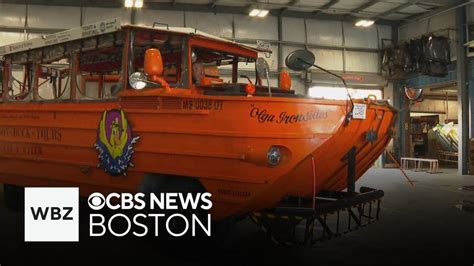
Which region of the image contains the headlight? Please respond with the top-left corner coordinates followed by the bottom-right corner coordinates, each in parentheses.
top-left (129, 72), bottom-right (147, 90)
top-left (267, 146), bottom-right (281, 166)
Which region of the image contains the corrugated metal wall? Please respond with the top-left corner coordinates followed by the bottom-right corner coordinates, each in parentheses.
top-left (399, 9), bottom-right (456, 59)
top-left (398, 8), bottom-right (461, 139)
top-left (0, 3), bottom-right (390, 95)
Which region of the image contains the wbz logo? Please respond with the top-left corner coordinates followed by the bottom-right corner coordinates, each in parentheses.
top-left (24, 187), bottom-right (79, 242)
top-left (30, 206), bottom-right (74, 220)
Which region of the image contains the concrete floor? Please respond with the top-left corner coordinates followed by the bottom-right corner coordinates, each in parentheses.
top-left (0, 168), bottom-right (474, 265)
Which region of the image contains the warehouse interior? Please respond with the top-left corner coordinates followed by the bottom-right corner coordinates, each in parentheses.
top-left (0, 0), bottom-right (473, 265)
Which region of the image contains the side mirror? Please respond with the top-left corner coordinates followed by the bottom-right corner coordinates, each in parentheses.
top-left (129, 72), bottom-right (147, 90)
top-left (129, 72), bottom-right (163, 90)
top-left (404, 87), bottom-right (423, 101)
top-left (285, 49), bottom-right (315, 71)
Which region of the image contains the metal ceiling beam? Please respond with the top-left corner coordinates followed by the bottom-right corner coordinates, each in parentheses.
top-left (1, 0), bottom-right (377, 17)
top-left (277, 0), bottom-right (293, 12)
top-left (400, 0), bottom-right (470, 26)
top-left (373, 0), bottom-right (420, 19)
top-left (419, 0), bottom-right (459, 7)
top-left (313, 0), bottom-right (340, 15)
top-left (0, 0), bottom-right (397, 25)
top-left (416, 2), bottom-right (443, 9)
top-left (276, 9), bottom-right (394, 25)
top-left (280, 0), bottom-right (299, 12)
top-left (210, 0), bottom-right (219, 8)
top-left (396, 11), bottom-right (416, 16)
top-left (351, 0), bottom-right (379, 13)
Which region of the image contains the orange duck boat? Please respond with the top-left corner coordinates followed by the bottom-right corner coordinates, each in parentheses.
top-left (0, 19), bottom-right (396, 221)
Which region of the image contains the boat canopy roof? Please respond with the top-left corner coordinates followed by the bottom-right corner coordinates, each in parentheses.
top-left (0, 17), bottom-right (270, 57)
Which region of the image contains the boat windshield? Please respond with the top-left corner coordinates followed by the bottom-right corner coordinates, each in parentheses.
top-left (190, 46), bottom-right (256, 86)
top-left (128, 28), bottom-right (259, 90)
top-left (130, 30), bottom-right (186, 88)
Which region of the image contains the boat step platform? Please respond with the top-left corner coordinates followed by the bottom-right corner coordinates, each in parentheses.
top-left (250, 187), bottom-right (383, 246)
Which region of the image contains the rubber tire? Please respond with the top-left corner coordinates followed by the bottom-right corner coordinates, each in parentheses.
top-left (3, 184), bottom-right (24, 211)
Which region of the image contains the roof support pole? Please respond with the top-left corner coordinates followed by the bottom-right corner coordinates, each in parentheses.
top-left (2, 58), bottom-right (11, 102)
top-left (277, 11), bottom-right (283, 86)
top-left (456, 6), bottom-right (469, 174)
top-left (391, 24), bottom-right (409, 159)
top-left (70, 52), bottom-right (78, 100)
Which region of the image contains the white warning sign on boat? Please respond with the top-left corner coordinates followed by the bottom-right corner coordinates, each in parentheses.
top-left (256, 40), bottom-right (272, 52)
top-left (0, 18), bottom-right (121, 55)
top-left (352, 103), bottom-right (367, 120)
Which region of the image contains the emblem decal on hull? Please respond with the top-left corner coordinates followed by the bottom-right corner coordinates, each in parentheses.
top-left (95, 109), bottom-right (139, 176)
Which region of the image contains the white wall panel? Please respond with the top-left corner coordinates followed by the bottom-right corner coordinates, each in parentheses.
top-left (234, 14), bottom-right (278, 41)
top-left (0, 3), bottom-right (389, 79)
top-left (310, 48), bottom-right (343, 71)
top-left (450, 31), bottom-right (457, 61)
top-left (135, 9), bottom-right (184, 27)
top-left (282, 45), bottom-right (300, 66)
top-left (411, 99), bottom-right (457, 120)
top-left (427, 10), bottom-right (455, 36)
top-left (399, 11), bottom-right (455, 62)
top-left (237, 43), bottom-right (278, 71)
top-left (28, 5), bottom-right (80, 29)
top-left (185, 12), bottom-right (233, 38)
top-left (269, 77), bottom-right (278, 87)
top-left (384, 83), bottom-right (394, 102)
top-left (83, 7), bottom-right (131, 25)
top-left (292, 78), bottom-right (306, 95)
top-left (399, 20), bottom-right (428, 41)
top-left (468, 4), bottom-right (474, 23)
top-left (306, 19), bottom-right (342, 46)
top-left (377, 24), bottom-right (392, 48)
top-left (345, 51), bottom-right (379, 73)
top-left (260, 44), bottom-right (278, 71)
top-left (344, 22), bottom-right (378, 49)
top-left (282, 17), bottom-right (305, 43)
top-left (0, 4), bottom-right (25, 27)
top-left (400, 10), bottom-right (454, 41)
top-left (0, 32), bottom-right (26, 46)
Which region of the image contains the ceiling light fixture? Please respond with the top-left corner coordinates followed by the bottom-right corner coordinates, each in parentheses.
top-left (249, 8), bottom-right (269, 18)
top-left (249, 9), bottom-right (261, 16)
top-left (124, 0), bottom-right (133, 8)
top-left (257, 9), bottom-right (269, 17)
top-left (124, 0), bottom-right (143, 8)
top-left (355, 19), bottom-right (375, 27)
top-left (134, 0), bottom-right (143, 8)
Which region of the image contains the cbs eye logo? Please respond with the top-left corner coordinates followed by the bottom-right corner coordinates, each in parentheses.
top-left (88, 192), bottom-right (105, 210)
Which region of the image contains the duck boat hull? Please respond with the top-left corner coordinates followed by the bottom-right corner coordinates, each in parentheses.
top-left (0, 89), bottom-right (395, 219)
